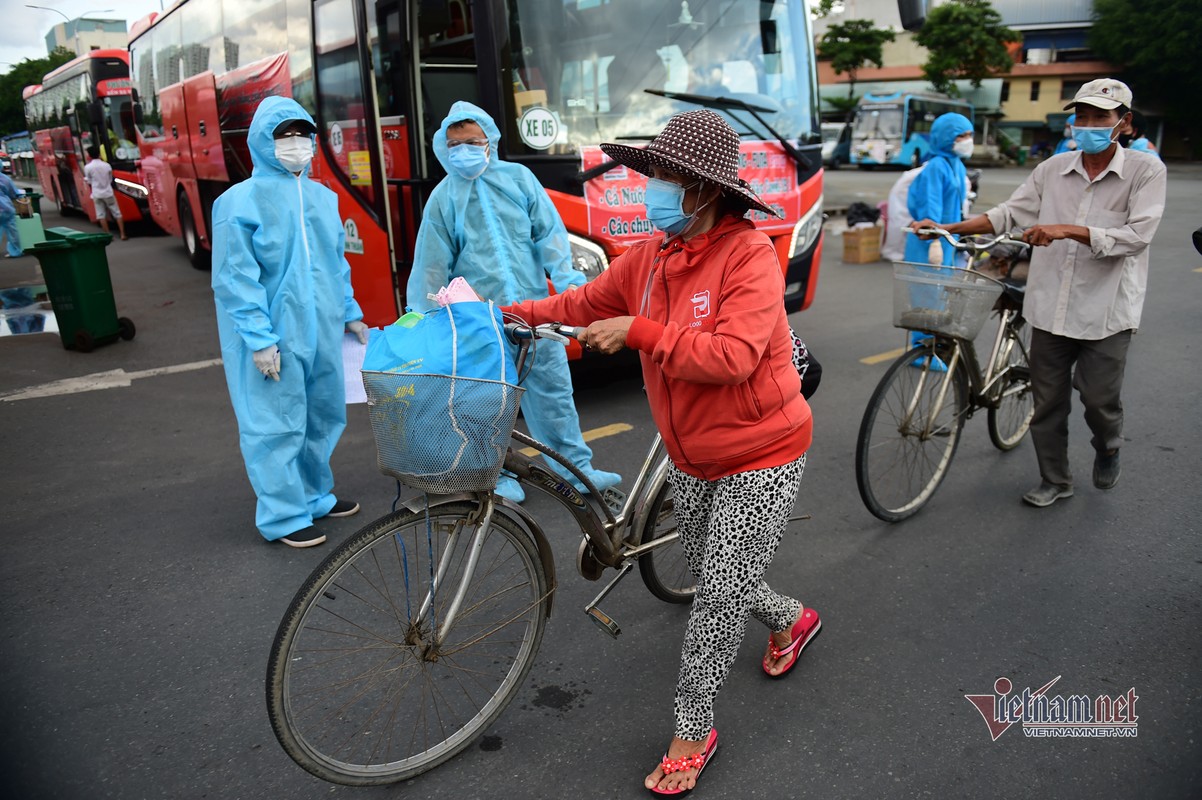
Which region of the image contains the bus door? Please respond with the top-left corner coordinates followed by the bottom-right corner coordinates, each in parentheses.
top-left (312, 0), bottom-right (397, 326)
top-left (181, 74), bottom-right (229, 183)
top-left (59, 107), bottom-right (84, 209)
top-left (372, 0), bottom-right (481, 310)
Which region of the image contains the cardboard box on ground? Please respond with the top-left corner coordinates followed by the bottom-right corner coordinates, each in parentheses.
top-left (842, 225), bottom-right (881, 263)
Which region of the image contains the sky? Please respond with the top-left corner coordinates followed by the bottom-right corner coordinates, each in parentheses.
top-left (0, 0), bottom-right (167, 72)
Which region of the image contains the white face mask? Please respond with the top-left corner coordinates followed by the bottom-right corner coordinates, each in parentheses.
top-left (274, 136), bottom-right (314, 173)
top-left (952, 138), bottom-right (974, 159)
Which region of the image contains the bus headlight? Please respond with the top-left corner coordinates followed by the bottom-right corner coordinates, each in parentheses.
top-left (114, 178), bottom-right (148, 200)
top-left (788, 197), bottom-right (824, 259)
top-left (568, 233), bottom-right (608, 282)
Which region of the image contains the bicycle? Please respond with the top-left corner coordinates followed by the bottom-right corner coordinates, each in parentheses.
top-left (265, 320), bottom-right (695, 786)
top-left (855, 229), bottom-right (1034, 522)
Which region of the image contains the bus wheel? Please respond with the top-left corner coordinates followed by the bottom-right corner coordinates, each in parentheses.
top-left (178, 193), bottom-right (211, 271)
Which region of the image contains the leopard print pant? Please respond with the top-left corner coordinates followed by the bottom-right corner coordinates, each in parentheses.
top-left (667, 454), bottom-right (806, 741)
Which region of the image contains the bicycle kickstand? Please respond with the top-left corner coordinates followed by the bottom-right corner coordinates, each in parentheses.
top-left (583, 561), bottom-right (634, 639)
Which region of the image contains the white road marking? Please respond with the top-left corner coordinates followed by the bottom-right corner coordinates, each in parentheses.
top-left (1, 358), bottom-right (223, 402)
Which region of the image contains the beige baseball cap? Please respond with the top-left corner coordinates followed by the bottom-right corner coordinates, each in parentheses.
top-left (1064, 78), bottom-right (1133, 111)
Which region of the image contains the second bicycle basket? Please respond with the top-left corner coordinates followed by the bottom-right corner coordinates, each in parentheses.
top-left (892, 262), bottom-right (1004, 341)
top-left (362, 371), bottom-right (524, 494)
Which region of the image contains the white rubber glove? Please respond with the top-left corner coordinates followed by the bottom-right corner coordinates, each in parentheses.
top-left (346, 319), bottom-right (369, 345)
top-left (253, 344), bottom-right (281, 381)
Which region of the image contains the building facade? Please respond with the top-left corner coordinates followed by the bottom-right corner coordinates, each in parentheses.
top-left (43, 17), bottom-right (128, 58)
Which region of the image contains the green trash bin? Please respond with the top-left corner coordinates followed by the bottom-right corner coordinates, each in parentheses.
top-left (28, 233), bottom-right (136, 352)
top-left (44, 226), bottom-right (79, 241)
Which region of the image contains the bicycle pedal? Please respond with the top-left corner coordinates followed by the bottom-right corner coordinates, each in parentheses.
top-left (600, 486), bottom-right (626, 514)
top-left (585, 605), bottom-right (621, 638)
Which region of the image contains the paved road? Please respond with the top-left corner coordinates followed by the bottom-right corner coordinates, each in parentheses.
top-left (1, 164), bottom-right (1199, 799)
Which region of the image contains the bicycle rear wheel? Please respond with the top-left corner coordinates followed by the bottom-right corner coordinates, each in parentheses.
top-left (988, 318), bottom-right (1033, 451)
top-left (856, 344), bottom-right (967, 522)
top-left (266, 502), bottom-right (549, 785)
top-left (638, 477), bottom-right (696, 603)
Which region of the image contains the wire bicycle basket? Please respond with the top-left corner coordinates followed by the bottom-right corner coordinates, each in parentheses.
top-left (892, 262), bottom-right (1004, 341)
top-left (362, 371), bottom-right (524, 494)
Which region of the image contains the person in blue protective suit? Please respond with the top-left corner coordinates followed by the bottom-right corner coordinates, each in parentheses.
top-left (1053, 115), bottom-right (1077, 155)
top-left (904, 112), bottom-right (974, 265)
top-left (903, 112), bottom-right (975, 359)
top-left (407, 100), bottom-right (621, 503)
top-left (1119, 111), bottom-right (1160, 158)
top-left (0, 165), bottom-right (25, 258)
top-left (211, 96), bottom-right (370, 548)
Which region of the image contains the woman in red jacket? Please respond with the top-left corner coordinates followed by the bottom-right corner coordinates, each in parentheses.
top-left (505, 110), bottom-right (820, 795)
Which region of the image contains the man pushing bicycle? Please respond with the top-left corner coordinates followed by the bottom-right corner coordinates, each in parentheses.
top-left (913, 79), bottom-right (1167, 508)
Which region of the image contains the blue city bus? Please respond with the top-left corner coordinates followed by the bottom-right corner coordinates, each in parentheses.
top-left (849, 91), bottom-right (973, 168)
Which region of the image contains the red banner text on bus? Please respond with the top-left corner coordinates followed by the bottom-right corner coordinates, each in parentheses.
top-left (580, 142), bottom-right (799, 244)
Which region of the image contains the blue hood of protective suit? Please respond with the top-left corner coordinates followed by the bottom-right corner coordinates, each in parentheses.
top-left (248, 96), bottom-right (317, 177)
top-left (929, 113), bottom-right (974, 159)
top-left (431, 100), bottom-right (502, 176)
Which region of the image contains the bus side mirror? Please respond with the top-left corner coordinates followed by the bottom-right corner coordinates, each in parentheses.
top-left (88, 100), bottom-right (105, 128)
top-left (897, 0), bottom-right (928, 31)
top-left (131, 89), bottom-right (145, 127)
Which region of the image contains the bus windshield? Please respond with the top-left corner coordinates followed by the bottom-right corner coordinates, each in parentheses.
top-left (503, 0), bottom-right (816, 153)
top-left (852, 104), bottom-right (903, 141)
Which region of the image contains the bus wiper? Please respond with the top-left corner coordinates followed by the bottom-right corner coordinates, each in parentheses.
top-left (579, 158), bottom-right (621, 183)
top-left (576, 135), bottom-right (659, 183)
top-left (643, 88), bottom-right (812, 170)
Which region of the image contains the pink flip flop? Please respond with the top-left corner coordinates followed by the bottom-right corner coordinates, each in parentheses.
top-left (648, 728), bottom-right (719, 796)
top-left (763, 607), bottom-right (822, 678)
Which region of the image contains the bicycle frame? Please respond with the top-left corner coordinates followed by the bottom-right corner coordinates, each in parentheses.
top-left (921, 306), bottom-right (1025, 424)
top-left (400, 420), bottom-right (675, 643)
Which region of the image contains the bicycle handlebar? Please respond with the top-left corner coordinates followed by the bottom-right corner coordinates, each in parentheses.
top-left (914, 227), bottom-right (1023, 253)
top-left (504, 321), bottom-right (581, 345)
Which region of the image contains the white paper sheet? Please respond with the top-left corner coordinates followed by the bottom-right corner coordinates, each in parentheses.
top-left (342, 332), bottom-right (368, 404)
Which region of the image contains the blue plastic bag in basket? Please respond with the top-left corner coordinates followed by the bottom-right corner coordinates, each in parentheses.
top-left (362, 300), bottom-right (517, 381)
top-left (361, 301), bottom-right (522, 493)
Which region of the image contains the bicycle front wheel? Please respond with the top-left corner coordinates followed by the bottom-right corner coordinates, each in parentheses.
top-left (856, 344), bottom-right (967, 522)
top-left (988, 318), bottom-right (1033, 451)
top-left (638, 477), bottom-right (696, 603)
top-left (266, 502), bottom-right (549, 786)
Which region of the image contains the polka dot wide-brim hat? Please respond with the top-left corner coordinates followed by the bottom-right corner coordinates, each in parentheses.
top-left (600, 110), bottom-right (781, 218)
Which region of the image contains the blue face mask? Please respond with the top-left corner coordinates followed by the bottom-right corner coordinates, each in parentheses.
top-left (447, 143), bottom-right (489, 179)
top-left (644, 178), bottom-right (700, 235)
top-left (1071, 121), bottom-right (1120, 155)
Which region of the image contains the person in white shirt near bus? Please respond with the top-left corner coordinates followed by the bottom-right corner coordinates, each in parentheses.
top-left (83, 145), bottom-right (126, 241)
top-left (913, 79), bottom-right (1167, 508)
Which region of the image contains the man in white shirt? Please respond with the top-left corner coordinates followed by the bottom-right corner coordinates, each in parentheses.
top-left (82, 146), bottom-right (126, 241)
top-left (913, 79), bottom-right (1167, 508)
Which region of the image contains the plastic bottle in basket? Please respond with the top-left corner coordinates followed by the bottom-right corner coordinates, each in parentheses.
top-left (928, 238), bottom-right (943, 265)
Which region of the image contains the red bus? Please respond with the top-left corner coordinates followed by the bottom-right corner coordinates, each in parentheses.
top-left (22, 50), bottom-right (150, 225)
top-left (128, 0), bottom-right (825, 328)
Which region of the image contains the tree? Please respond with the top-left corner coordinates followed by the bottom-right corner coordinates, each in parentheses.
top-left (811, 0), bottom-right (841, 18)
top-left (819, 19), bottom-right (896, 106)
top-left (1091, 0), bottom-right (1202, 158)
top-left (0, 49), bottom-right (75, 136)
top-left (913, 0), bottom-right (1018, 96)
top-left (822, 94), bottom-right (861, 120)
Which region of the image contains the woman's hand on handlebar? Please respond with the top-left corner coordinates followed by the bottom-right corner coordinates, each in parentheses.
top-left (580, 317), bottom-right (635, 355)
